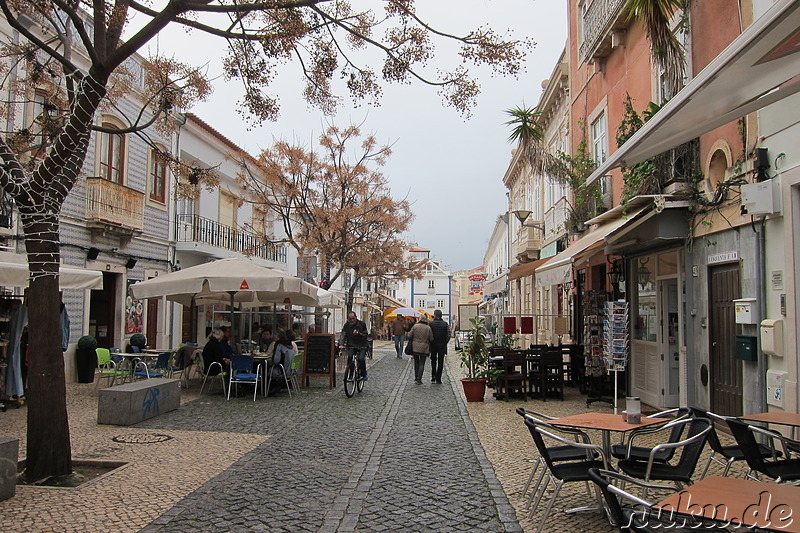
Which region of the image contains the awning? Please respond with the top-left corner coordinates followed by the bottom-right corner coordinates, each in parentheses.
top-left (376, 291), bottom-right (404, 308)
top-left (508, 257), bottom-right (550, 281)
top-left (586, 0), bottom-right (800, 184)
top-left (535, 208), bottom-right (648, 286)
top-left (483, 275), bottom-right (507, 295)
top-left (0, 252), bottom-right (103, 290)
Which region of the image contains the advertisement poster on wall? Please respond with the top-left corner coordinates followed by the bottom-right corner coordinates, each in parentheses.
top-left (125, 279), bottom-right (144, 334)
top-left (468, 274), bottom-right (485, 296)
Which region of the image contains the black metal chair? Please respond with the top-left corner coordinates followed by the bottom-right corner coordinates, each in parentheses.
top-left (497, 350), bottom-right (528, 401)
top-left (690, 407), bottom-right (781, 479)
top-left (726, 418), bottom-right (800, 483)
top-left (617, 417), bottom-right (712, 493)
top-left (523, 416), bottom-right (609, 533)
top-left (515, 408), bottom-right (597, 506)
top-left (610, 407), bottom-right (691, 463)
top-left (588, 468), bottom-right (731, 532)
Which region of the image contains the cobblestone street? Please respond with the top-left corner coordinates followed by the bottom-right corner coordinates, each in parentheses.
top-left (1, 341), bottom-right (738, 531)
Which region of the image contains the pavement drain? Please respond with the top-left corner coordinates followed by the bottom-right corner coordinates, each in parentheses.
top-left (112, 433), bottom-right (174, 444)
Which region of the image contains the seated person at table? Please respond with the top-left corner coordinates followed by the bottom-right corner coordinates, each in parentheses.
top-left (259, 327), bottom-right (274, 353)
top-left (220, 326), bottom-right (236, 357)
top-left (266, 329), bottom-right (296, 396)
top-left (202, 328), bottom-right (230, 376)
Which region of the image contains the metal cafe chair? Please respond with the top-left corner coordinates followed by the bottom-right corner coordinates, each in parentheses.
top-left (227, 355), bottom-right (262, 401)
top-left (726, 418), bottom-right (800, 483)
top-left (515, 408), bottom-right (597, 507)
top-left (610, 407), bottom-right (691, 463)
top-left (523, 416), bottom-right (609, 533)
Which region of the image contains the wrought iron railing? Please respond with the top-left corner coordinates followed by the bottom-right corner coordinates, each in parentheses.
top-left (175, 214), bottom-right (287, 263)
top-left (85, 177), bottom-right (144, 230)
top-left (579, 0), bottom-right (626, 63)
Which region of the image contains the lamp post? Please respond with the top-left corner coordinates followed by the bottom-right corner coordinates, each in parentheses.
top-left (512, 210), bottom-right (545, 231)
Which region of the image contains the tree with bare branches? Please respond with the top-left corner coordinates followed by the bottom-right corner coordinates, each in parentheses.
top-left (236, 124), bottom-right (420, 310)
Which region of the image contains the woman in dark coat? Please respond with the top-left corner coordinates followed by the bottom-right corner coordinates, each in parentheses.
top-left (202, 328), bottom-right (229, 376)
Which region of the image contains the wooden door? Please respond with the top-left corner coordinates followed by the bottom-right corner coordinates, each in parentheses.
top-left (146, 298), bottom-right (158, 347)
top-left (181, 302), bottom-right (196, 343)
top-left (709, 264), bottom-right (743, 416)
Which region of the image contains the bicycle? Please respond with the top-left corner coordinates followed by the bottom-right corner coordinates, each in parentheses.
top-left (341, 345), bottom-right (366, 398)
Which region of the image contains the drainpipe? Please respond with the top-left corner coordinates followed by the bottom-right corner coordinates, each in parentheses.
top-left (170, 112), bottom-right (187, 347)
top-left (755, 216), bottom-right (767, 412)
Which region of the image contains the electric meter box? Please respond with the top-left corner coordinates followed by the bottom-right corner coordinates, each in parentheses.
top-left (741, 178), bottom-right (782, 215)
top-left (735, 335), bottom-right (758, 361)
top-left (766, 370), bottom-right (787, 408)
top-left (760, 318), bottom-right (783, 357)
top-left (733, 298), bottom-right (757, 324)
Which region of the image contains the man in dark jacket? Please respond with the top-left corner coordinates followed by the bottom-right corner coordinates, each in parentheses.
top-left (428, 309), bottom-right (451, 384)
top-left (341, 311), bottom-right (370, 380)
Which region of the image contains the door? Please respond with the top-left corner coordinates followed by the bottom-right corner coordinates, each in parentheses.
top-left (660, 279), bottom-right (680, 407)
top-left (146, 298), bottom-right (158, 347)
top-left (709, 264), bottom-right (743, 416)
top-left (89, 272), bottom-right (118, 349)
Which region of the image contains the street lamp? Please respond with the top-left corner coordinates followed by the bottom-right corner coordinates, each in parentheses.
top-left (512, 210), bottom-right (545, 231)
top-left (637, 257), bottom-right (651, 288)
top-left (607, 259), bottom-right (624, 286)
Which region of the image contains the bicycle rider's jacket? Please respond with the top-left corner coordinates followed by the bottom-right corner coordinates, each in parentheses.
top-left (342, 319), bottom-right (369, 348)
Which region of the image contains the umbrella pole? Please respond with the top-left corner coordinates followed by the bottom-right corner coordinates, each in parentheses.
top-left (228, 291), bottom-right (235, 341)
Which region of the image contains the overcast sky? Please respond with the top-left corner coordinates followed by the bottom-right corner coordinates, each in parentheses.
top-left (148, 1), bottom-right (568, 272)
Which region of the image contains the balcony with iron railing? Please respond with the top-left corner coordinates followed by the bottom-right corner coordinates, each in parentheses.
top-left (175, 214), bottom-right (287, 263)
top-left (85, 177), bottom-right (144, 235)
top-left (544, 197), bottom-right (570, 243)
top-left (579, 0), bottom-right (628, 64)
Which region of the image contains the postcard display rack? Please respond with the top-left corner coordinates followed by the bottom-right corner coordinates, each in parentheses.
top-left (583, 291), bottom-right (611, 406)
top-left (603, 300), bottom-right (629, 414)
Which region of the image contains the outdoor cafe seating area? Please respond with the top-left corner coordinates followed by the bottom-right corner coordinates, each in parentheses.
top-left (93, 342), bottom-right (304, 401)
top-left (488, 344), bottom-right (585, 402)
top-left (516, 401), bottom-right (800, 532)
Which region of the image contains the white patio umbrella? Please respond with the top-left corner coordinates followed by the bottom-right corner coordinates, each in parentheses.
top-left (316, 287), bottom-right (344, 309)
top-left (0, 252), bottom-right (103, 290)
top-left (129, 257), bottom-right (319, 307)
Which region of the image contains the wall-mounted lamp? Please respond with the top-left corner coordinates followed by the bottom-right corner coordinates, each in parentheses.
top-left (562, 280), bottom-right (572, 292)
top-left (607, 259), bottom-right (624, 286)
top-left (637, 257), bottom-right (651, 289)
top-left (125, 257), bottom-right (138, 269)
top-left (87, 247), bottom-right (100, 261)
top-left (512, 210), bottom-right (545, 231)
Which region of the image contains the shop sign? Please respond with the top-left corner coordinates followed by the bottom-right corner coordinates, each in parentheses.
top-left (707, 251), bottom-right (738, 265)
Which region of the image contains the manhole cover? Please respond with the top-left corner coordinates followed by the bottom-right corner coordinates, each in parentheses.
top-left (112, 433), bottom-right (174, 444)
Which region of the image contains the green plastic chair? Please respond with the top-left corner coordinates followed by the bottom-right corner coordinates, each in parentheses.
top-left (289, 352), bottom-right (303, 393)
top-left (95, 348), bottom-right (128, 388)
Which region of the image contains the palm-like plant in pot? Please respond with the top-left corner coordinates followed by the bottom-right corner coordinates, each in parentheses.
top-left (459, 316), bottom-right (491, 402)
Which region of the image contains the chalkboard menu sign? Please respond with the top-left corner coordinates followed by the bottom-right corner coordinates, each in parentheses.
top-left (303, 333), bottom-right (335, 388)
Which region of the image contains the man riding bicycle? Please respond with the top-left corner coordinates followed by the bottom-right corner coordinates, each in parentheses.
top-left (340, 311), bottom-right (369, 381)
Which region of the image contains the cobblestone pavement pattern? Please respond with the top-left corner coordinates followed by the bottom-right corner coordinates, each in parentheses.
top-left (1, 341), bottom-right (745, 532)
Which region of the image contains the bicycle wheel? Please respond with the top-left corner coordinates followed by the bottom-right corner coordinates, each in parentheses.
top-left (356, 368), bottom-right (365, 393)
top-left (343, 362), bottom-right (356, 398)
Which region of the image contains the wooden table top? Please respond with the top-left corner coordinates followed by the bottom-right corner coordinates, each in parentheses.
top-left (739, 411), bottom-right (800, 428)
top-left (654, 476), bottom-right (800, 532)
top-left (550, 412), bottom-right (667, 433)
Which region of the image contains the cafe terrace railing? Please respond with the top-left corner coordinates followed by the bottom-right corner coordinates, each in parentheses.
top-left (85, 177), bottom-right (144, 231)
top-left (175, 214), bottom-right (287, 263)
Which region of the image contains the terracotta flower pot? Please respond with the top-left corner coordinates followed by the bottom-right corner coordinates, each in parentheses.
top-left (461, 378), bottom-right (487, 402)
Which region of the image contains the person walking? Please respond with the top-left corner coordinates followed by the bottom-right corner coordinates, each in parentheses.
top-left (406, 316), bottom-right (433, 384)
top-left (390, 316), bottom-right (407, 358)
top-left (341, 311), bottom-right (370, 381)
top-left (428, 310), bottom-right (451, 384)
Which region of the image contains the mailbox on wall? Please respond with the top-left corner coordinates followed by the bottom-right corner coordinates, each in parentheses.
top-left (735, 335), bottom-right (758, 361)
top-left (733, 298), bottom-right (757, 325)
top-left (760, 318), bottom-right (783, 357)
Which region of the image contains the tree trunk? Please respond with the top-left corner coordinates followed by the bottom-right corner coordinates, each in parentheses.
top-left (23, 213), bottom-right (72, 480)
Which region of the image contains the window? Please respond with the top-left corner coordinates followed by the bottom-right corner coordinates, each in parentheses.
top-left (149, 149), bottom-right (167, 203)
top-left (98, 122), bottom-right (125, 183)
top-left (591, 113), bottom-right (607, 164)
top-left (428, 280), bottom-right (435, 289)
top-left (418, 299), bottom-right (425, 308)
top-left (437, 299), bottom-right (445, 308)
top-left (219, 190), bottom-right (237, 228)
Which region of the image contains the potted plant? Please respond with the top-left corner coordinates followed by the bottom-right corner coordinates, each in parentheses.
top-left (459, 316), bottom-right (492, 402)
top-left (126, 333), bottom-right (147, 353)
top-left (75, 335), bottom-right (98, 383)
